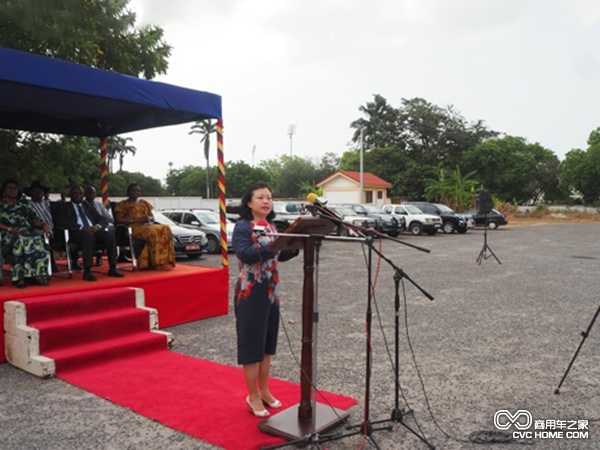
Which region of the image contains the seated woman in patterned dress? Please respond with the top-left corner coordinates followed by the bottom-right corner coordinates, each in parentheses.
top-left (0, 179), bottom-right (51, 288)
top-left (114, 183), bottom-right (175, 271)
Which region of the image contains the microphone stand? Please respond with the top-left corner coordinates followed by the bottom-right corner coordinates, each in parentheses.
top-left (304, 205), bottom-right (436, 449)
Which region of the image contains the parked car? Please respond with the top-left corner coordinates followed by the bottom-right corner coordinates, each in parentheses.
top-left (463, 208), bottom-right (508, 230)
top-left (338, 203), bottom-right (402, 237)
top-left (152, 211), bottom-right (208, 259)
top-left (225, 201), bottom-right (304, 233)
top-left (161, 209), bottom-right (234, 254)
top-left (271, 201), bottom-right (306, 232)
top-left (404, 202), bottom-right (474, 234)
top-left (382, 204), bottom-right (442, 236)
top-left (328, 206), bottom-right (378, 236)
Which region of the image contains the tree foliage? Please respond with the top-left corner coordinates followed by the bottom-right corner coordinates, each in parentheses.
top-left (460, 136), bottom-right (559, 203)
top-left (188, 120), bottom-right (217, 198)
top-left (348, 95), bottom-right (499, 200)
top-left (560, 128), bottom-right (600, 204)
top-left (424, 165), bottom-right (478, 211)
top-left (0, 0), bottom-right (171, 79)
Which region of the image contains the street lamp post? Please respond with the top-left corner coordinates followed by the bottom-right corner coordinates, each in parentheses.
top-left (359, 128), bottom-right (364, 203)
top-left (288, 124), bottom-right (296, 157)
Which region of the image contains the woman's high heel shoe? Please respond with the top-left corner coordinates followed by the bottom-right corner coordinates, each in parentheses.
top-left (260, 393), bottom-right (282, 409)
top-left (246, 396), bottom-right (270, 418)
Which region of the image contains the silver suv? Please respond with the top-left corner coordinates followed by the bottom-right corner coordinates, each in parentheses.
top-left (382, 204), bottom-right (442, 236)
top-left (162, 209), bottom-right (234, 254)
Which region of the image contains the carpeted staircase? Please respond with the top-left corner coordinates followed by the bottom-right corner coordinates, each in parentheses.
top-left (4, 287), bottom-right (172, 377)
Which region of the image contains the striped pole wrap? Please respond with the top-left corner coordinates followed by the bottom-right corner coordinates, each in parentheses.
top-left (100, 137), bottom-right (109, 209)
top-left (217, 120), bottom-right (228, 267)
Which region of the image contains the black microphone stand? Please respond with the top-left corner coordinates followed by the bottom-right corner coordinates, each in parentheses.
top-left (555, 303), bottom-right (600, 394)
top-left (305, 205), bottom-right (436, 449)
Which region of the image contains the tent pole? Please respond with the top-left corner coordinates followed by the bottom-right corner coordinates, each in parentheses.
top-left (217, 120), bottom-right (228, 267)
top-left (100, 137), bottom-right (109, 209)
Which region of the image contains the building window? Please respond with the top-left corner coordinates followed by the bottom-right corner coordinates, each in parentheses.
top-left (365, 191), bottom-right (373, 203)
top-left (377, 191), bottom-right (383, 199)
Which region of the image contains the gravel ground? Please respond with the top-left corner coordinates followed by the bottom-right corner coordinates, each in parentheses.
top-left (1, 223), bottom-right (599, 450)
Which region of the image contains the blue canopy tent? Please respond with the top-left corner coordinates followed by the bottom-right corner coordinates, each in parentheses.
top-left (0, 47), bottom-right (221, 136)
top-left (0, 47), bottom-right (228, 265)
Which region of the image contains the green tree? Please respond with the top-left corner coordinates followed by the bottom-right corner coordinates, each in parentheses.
top-left (348, 95), bottom-right (497, 200)
top-left (350, 94), bottom-right (401, 150)
top-left (101, 136), bottom-right (137, 173)
top-left (225, 161), bottom-right (270, 198)
top-left (112, 171), bottom-right (164, 196)
top-left (460, 136), bottom-right (558, 203)
top-left (298, 182), bottom-right (322, 199)
top-left (0, 0), bottom-right (171, 79)
top-left (425, 165), bottom-right (478, 211)
top-left (560, 133), bottom-right (600, 204)
top-left (313, 152), bottom-right (341, 183)
top-left (188, 120), bottom-right (216, 198)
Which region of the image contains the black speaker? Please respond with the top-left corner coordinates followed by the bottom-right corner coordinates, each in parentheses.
top-left (476, 189), bottom-right (494, 215)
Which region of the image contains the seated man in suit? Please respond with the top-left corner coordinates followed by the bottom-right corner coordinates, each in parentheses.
top-left (53, 186), bottom-right (124, 281)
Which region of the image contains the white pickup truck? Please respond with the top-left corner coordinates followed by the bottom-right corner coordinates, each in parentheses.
top-left (382, 204), bottom-right (442, 236)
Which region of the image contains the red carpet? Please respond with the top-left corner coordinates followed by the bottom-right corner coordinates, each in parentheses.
top-left (57, 351), bottom-right (358, 450)
top-left (8, 286), bottom-right (357, 449)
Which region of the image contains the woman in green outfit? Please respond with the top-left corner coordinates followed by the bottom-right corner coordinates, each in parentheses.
top-left (0, 179), bottom-right (51, 288)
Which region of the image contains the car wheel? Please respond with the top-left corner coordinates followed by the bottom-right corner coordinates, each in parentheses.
top-left (186, 253), bottom-right (202, 259)
top-left (456, 228), bottom-right (467, 234)
top-left (442, 221), bottom-right (455, 234)
top-left (206, 236), bottom-right (220, 254)
top-left (387, 231), bottom-right (400, 237)
top-left (488, 221), bottom-right (498, 230)
top-left (409, 222), bottom-right (423, 236)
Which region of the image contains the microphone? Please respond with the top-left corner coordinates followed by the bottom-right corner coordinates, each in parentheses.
top-left (306, 193), bottom-right (328, 206)
top-left (305, 193), bottom-right (342, 220)
top-left (253, 220), bottom-right (268, 236)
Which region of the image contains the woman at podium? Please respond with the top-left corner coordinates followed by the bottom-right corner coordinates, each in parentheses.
top-left (233, 182), bottom-right (298, 418)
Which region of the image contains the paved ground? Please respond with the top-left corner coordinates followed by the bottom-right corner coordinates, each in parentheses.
top-left (1, 223), bottom-right (599, 450)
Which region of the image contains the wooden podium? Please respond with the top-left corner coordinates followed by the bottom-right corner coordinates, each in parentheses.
top-left (257, 217), bottom-right (351, 441)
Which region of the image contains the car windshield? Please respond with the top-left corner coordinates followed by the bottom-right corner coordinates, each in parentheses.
top-left (332, 207), bottom-right (356, 217)
top-left (193, 210), bottom-right (220, 224)
top-left (435, 204), bottom-right (455, 213)
top-left (404, 205), bottom-right (423, 214)
top-left (153, 211), bottom-right (176, 226)
top-left (363, 205), bottom-right (384, 213)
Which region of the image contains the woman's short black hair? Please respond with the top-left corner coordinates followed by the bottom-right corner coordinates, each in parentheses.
top-left (1, 179), bottom-right (23, 199)
top-left (127, 183), bottom-right (141, 196)
top-left (239, 182), bottom-right (275, 222)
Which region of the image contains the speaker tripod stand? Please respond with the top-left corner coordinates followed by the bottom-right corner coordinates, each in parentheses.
top-left (555, 303), bottom-right (600, 394)
top-left (476, 214), bottom-right (501, 265)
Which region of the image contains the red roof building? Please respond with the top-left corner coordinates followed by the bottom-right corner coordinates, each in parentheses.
top-left (316, 170), bottom-right (392, 204)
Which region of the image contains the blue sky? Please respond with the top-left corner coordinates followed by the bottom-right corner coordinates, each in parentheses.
top-left (124, 0), bottom-right (600, 180)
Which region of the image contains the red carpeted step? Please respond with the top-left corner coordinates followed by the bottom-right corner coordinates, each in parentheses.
top-left (46, 331), bottom-right (168, 373)
top-left (33, 308), bottom-right (154, 353)
top-left (23, 287), bottom-right (137, 323)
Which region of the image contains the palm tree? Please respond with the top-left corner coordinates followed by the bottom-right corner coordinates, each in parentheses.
top-left (189, 119), bottom-right (216, 198)
top-left (105, 136), bottom-right (136, 172)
